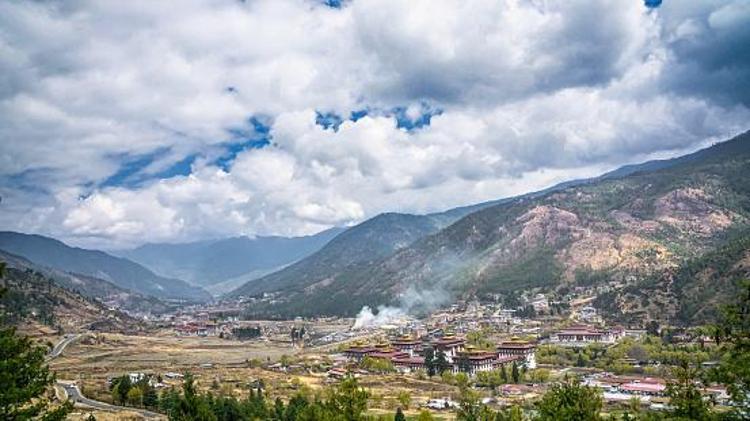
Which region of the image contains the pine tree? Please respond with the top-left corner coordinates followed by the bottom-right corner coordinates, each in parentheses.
top-left (666, 359), bottom-right (712, 420)
top-left (284, 394), bottom-right (309, 421)
top-left (511, 361), bottom-right (520, 384)
top-left (142, 383), bottom-right (159, 409)
top-left (535, 380), bottom-right (602, 421)
top-left (424, 347), bottom-right (436, 377)
top-left (173, 372), bottom-right (217, 420)
top-left (434, 350), bottom-right (450, 374)
top-left (273, 397), bottom-right (285, 420)
top-left (111, 375), bottom-right (132, 405)
top-left (329, 376), bottom-right (369, 421)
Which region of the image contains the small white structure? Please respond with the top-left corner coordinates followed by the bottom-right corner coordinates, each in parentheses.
top-left (579, 306), bottom-right (598, 322)
top-left (426, 398), bottom-right (458, 410)
top-left (128, 373), bottom-right (146, 383)
top-left (530, 294), bottom-right (549, 312)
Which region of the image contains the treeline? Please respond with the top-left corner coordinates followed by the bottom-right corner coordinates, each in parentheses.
top-left (150, 371), bottom-right (738, 421)
top-left (158, 373), bottom-right (372, 420)
top-left (110, 374), bottom-right (159, 409)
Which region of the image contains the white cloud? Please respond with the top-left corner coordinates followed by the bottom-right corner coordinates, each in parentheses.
top-left (1, 0), bottom-right (749, 248)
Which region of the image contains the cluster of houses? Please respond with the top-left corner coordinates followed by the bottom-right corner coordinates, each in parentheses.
top-left (342, 334), bottom-right (537, 376)
top-left (583, 373), bottom-right (730, 406)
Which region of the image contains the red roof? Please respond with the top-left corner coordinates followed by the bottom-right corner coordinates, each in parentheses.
top-left (368, 351), bottom-right (409, 360)
top-left (497, 341), bottom-right (536, 350)
top-left (392, 357), bottom-right (425, 365)
top-left (434, 337), bottom-right (465, 347)
top-left (460, 352), bottom-right (497, 361)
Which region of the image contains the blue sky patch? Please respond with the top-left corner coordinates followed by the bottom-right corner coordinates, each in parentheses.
top-left (4, 168), bottom-right (55, 195)
top-left (101, 149), bottom-right (168, 188)
top-left (390, 104), bottom-right (442, 131)
top-left (100, 148), bottom-right (195, 188)
top-left (322, 0), bottom-right (344, 9)
top-left (316, 104), bottom-right (442, 132)
top-left (316, 111), bottom-right (344, 131)
top-left (153, 154), bottom-right (196, 179)
top-left (350, 109), bottom-right (369, 122)
top-left (215, 115), bottom-right (273, 170)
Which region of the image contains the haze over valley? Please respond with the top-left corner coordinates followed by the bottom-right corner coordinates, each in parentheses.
top-left (2, 1), bottom-right (750, 420)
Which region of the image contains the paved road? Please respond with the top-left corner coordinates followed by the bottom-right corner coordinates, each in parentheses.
top-left (49, 336), bottom-right (164, 419)
top-left (58, 382), bottom-right (163, 418)
top-left (48, 334), bottom-right (82, 359)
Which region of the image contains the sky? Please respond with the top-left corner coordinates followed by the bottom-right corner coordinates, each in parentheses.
top-left (1, 0), bottom-right (749, 249)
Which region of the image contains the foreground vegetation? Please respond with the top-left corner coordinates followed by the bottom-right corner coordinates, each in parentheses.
top-left (0, 262), bottom-right (72, 420)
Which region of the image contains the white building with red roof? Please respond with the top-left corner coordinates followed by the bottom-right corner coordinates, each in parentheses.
top-left (433, 335), bottom-right (466, 363)
top-left (550, 325), bottom-right (625, 347)
top-left (496, 338), bottom-right (537, 368)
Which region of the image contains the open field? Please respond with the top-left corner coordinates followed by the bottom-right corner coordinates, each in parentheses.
top-left (50, 332), bottom-right (296, 372)
top-left (47, 331), bottom-right (473, 418)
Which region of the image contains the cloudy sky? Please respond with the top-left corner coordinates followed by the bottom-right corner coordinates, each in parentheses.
top-left (1, 0), bottom-right (749, 248)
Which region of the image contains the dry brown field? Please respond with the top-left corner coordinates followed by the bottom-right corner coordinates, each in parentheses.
top-left (48, 329), bottom-right (477, 419)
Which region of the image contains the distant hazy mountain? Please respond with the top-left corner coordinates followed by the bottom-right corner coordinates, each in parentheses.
top-left (0, 232), bottom-right (210, 302)
top-left (116, 227), bottom-right (344, 288)
top-left (0, 249), bottom-right (174, 314)
top-left (239, 131), bottom-right (750, 324)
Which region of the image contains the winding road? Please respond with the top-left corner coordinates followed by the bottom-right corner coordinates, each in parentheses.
top-left (48, 333), bottom-right (81, 359)
top-left (57, 381), bottom-right (162, 418)
top-left (48, 334), bottom-right (164, 419)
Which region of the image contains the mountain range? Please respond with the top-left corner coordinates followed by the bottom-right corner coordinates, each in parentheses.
top-left (228, 137), bottom-right (728, 302)
top-left (115, 228), bottom-right (344, 295)
top-left (0, 249), bottom-right (173, 314)
top-left (0, 232), bottom-right (210, 302)
top-left (231, 132), bottom-right (750, 325)
top-left (1, 132), bottom-right (749, 325)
